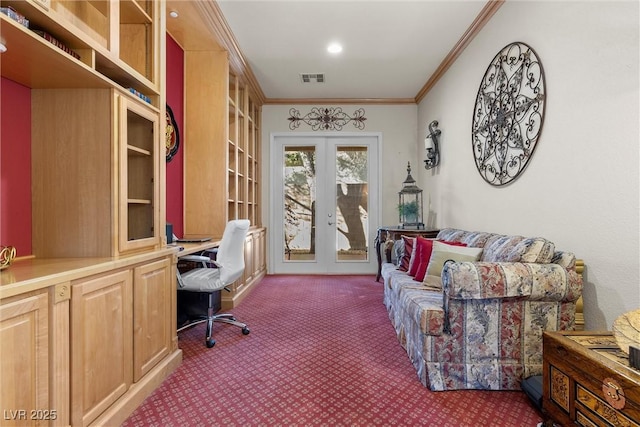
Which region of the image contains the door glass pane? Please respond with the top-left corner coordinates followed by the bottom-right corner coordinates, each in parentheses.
top-left (335, 146), bottom-right (368, 261)
top-left (283, 146), bottom-right (316, 261)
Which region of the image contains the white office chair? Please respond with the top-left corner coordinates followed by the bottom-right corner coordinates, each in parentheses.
top-left (177, 219), bottom-right (251, 348)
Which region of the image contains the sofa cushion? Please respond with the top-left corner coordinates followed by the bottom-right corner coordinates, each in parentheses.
top-left (436, 229), bottom-right (495, 248)
top-left (507, 238), bottom-right (555, 263)
top-left (426, 241), bottom-right (483, 277)
top-left (398, 287), bottom-right (445, 336)
top-left (398, 235), bottom-right (415, 271)
top-left (481, 235), bottom-right (523, 262)
top-left (552, 250), bottom-right (577, 270)
top-left (408, 237), bottom-right (422, 276)
top-left (414, 237), bottom-right (435, 282)
top-left (422, 274), bottom-right (443, 289)
top-left (393, 239), bottom-right (405, 266)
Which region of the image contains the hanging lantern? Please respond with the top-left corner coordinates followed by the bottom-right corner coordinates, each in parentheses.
top-left (398, 162), bottom-right (424, 229)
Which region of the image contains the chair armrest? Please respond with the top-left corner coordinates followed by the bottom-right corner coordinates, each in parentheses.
top-left (441, 261), bottom-right (582, 302)
top-left (180, 255), bottom-right (211, 263)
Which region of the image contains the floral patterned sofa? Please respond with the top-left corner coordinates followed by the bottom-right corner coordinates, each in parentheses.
top-left (381, 228), bottom-right (583, 391)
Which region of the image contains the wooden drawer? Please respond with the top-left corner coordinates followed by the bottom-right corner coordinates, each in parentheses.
top-left (543, 331), bottom-right (640, 426)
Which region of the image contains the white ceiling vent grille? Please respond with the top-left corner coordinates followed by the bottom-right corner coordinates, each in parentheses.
top-left (300, 73), bottom-right (325, 83)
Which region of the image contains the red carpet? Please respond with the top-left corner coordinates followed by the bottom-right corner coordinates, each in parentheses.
top-left (123, 275), bottom-right (542, 426)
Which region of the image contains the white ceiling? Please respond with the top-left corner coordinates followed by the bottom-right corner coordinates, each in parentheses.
top-left (215, 0), bottom-right (488, 101)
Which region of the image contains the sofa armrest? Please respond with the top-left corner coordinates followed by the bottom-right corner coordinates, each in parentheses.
top-left (441, 261), bottom-right (583, 302)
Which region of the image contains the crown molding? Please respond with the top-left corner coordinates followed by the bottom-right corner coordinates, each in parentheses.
top-left (414, 0), bottom-right (505, 104)
top-left (264, 98), bottom-right (416, 106)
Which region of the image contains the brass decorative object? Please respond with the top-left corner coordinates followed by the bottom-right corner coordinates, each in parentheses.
top-left (0, 245), bottom-right (16, 270)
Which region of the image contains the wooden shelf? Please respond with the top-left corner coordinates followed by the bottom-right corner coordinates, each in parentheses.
top-left (120, 0), bottom-right (152, 25)
top-left (0, 0), bottom-right (160, 102)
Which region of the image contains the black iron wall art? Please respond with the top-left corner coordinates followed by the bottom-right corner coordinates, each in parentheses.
top-left (288, 107), bottom-right (367, 131)
top-left (472, 42), bottom-right (546, 186)
top-left (166, 104), bottom-right (180, 162)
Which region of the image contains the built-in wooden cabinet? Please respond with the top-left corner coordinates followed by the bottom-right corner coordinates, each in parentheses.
top-left (0, 0), bottom-right (162, 104)
top-left (181, 60), bottom-right (265, 310)
top-left (31, 89), bottom-right (162, 258)
top-left (0, 291), bottom-right (49, 427)
top-left (119, 95), bottom-right (161, 254)
top-left (71, 270), bottom-right (133, 427)
top-left (132, 258), bottom-right (172, 381)
top-left (70, 256), bottom-right (173, 427)
top-left (228, 73), bottom-right (261, 227)
top-left (1, 1), bottom-right (177, 426)
top-left (221, 227), bottom-right (267, 310)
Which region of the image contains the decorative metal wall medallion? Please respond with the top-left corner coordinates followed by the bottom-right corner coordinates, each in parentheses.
top-left (472, 42), bottom-right (546, 186)
top-left (288, 107), bottom-right (366, 131)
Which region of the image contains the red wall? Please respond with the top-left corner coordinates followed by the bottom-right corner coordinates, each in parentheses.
top-left (166, 34), bottom-right (185, 238)
top-left (0, 78), bottom-right (32, 256)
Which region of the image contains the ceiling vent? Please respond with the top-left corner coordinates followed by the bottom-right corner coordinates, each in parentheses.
top-left (300, 73), bottom-right (325, 83)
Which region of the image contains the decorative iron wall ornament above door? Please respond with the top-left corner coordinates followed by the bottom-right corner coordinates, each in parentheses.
top-left (472, 42), bottom-right (546, 186)
top-left (288, 107), bottom-right (367, 131)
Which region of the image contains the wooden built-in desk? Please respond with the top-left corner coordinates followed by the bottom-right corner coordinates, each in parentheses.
top-left (171, 240), bottom-right (222, 257)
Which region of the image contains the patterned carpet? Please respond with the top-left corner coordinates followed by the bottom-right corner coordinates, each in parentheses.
top-left (123, 275), bottom-right (542, 426)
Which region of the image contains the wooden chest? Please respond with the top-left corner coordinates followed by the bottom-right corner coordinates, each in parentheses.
top-left (543, 331), bottom-right (640, 426)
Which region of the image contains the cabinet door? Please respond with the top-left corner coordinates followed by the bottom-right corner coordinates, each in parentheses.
top-left (118, 94), bottom-right (161, 253)
top-left (71, 270), bottom-right (133, 427)
top-left (0, 292), bottom-right (49, 427)
top-left (133, 258), bottom-right (172, 381)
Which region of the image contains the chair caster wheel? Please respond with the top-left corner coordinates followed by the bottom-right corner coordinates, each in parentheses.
top-left (206, 339), bottom-right (216, 348)
top-left (242, 327), bottom-right (250, 335)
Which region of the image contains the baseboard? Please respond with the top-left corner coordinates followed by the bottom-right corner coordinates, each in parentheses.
top-left (89, 349), bottom-right (182, 427)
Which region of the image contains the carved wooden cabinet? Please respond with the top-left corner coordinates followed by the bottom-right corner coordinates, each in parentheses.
top-left (543, 331), bottom-right (640, 426)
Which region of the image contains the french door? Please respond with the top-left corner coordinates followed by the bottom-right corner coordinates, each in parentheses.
top-left (270, 133), bottom-right (380, 274)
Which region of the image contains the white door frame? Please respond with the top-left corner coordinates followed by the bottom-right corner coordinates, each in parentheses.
top-left (269, 132), bottom-right (382, 274)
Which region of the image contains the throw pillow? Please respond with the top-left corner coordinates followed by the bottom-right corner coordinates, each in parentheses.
top-left (397, 236), bottom-right (415, 272)
top-left (393, 239), bottom-right (405, 267)
top-left (422, 274), bottom-right (443, 290)
top-left (413, 237), bottom-right (435, 282)
top-left (407, 238), bottom-right (421, 276)
top-left (437, 239), bottom-right (467, 247)
top-left (426, 240), bottom-right (483, 277)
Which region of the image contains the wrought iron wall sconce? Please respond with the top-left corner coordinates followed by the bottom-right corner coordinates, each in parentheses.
top-left (424, 120), bottom-right (441, 170)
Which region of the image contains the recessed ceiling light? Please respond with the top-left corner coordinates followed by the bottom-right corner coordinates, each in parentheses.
top-left (327, 43), bottom-right (343, 54)
top-left (169, 10), bottom-right (179, 18)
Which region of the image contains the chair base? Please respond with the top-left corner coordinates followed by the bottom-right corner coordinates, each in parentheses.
top-left (177, 313), bottom-right (250, 348)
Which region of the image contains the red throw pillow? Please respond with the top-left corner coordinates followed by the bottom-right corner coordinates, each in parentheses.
top-left (437, 239), bottom-right (467, 247)
top-left (414, 237), bottom-right (435, 282)
top-left (398, 235), bottom-right (415, 272)
top-left (408, 239), bottom-right (422, 277)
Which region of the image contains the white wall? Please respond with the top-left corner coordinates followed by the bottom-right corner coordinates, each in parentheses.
top-left (261, 104), bottom-right (419, 232)
top-left (417, 0), bottom-right (639, 329)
